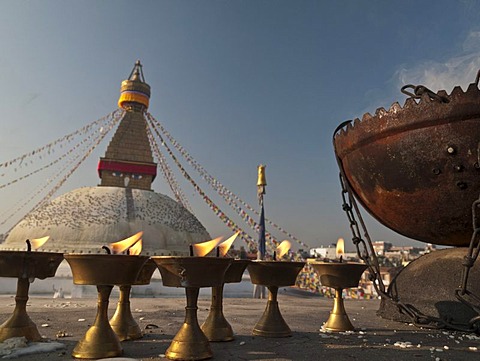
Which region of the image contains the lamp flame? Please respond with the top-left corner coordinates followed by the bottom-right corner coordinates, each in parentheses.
top-left (109, 231), bottom-right (143, 254)
top-left (192, 236), bottom-right (223, 257)
top-left (336, 238), bottom-right (345, 258)
top-left (276, 240), bottom-right (291, 259)
top-left (128, 239), bottom-right (142, 255)
top-left (218, 232), bottom-right (239, 257)
top-left (30, 236), bottom-right (50, 250)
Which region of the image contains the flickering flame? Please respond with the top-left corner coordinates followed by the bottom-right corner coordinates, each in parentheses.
top-left (336, 238), bottom-right (345, 258)
top-left (192, 236), bottom-right (223, 257)
top-left (128, 239), bottom-right (142, 255)
top-left (109, 231), bottom-right (143, 254)
top-left (276, 240), bottom-right (291, 259)
top-left (218, 232), bottom-right (239, 257)
top-left (30, 236), bottom-right (50, 250)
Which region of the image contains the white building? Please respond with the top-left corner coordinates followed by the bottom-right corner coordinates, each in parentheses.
top-left (309, 246), bottom-right (337, 259)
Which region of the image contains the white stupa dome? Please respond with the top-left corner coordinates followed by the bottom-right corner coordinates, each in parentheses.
top-left (2, 186), bottom-right (210, 255)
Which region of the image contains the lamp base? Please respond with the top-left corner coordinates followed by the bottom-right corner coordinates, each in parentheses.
top-left (109, 285), bottom-right (143, 341)
top-left (201, 285), bottom-right (234, 342)
top-left (252, 286), bottom-right (292, 338)
top-left (166, 287), bottom-right (212, 360)
top-left (323, 288), bottom-right (355, 332)
top-left (72, 285), bottom-right (123, 359)
top-left (0, 278), bottom-right (41, 342)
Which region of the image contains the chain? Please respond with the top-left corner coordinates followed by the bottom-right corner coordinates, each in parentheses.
top-left (455, 196), bottom-right (480, 331)
top-left (337, 170), bottom-right (386, 297)
top-left (401, 84), bottom-right (450, 103)
top-left (455, 71), bottom-right (480, 329)
top-left (333, 121), bottom-right (478, 333)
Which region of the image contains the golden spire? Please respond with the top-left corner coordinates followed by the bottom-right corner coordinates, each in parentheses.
top-left (118, 60), bottom-right (151, 111)
top-left (98, 61), bottom-right (157, 190)
top-left (257, 164), bottom-right (266, 204)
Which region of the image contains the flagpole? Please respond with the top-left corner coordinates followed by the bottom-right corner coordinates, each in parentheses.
top-left (253, 164), bottom-right (267, 299)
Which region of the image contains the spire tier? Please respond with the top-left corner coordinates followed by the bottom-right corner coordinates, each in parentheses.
top-left (98, 61), bottom-right (157, 190)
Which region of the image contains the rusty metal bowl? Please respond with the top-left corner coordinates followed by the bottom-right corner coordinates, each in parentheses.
top-left (152, 256), bottom-right (232, 288)
top-left (334, 83), bottom-right (480, 246)
top-left (64, 254), bottom-right (149, 286)
top-left (0, 251), bottom-right (64, 279)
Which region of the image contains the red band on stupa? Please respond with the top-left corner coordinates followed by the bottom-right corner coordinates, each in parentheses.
top-left (98, 159), bottom-right (157, 180)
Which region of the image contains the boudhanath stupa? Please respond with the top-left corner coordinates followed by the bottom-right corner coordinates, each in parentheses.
top-left (0, 61), bottom-right (210, 255)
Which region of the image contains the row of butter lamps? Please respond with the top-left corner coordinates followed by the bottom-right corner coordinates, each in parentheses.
top-left (0, 234), bottom-right (366, 360)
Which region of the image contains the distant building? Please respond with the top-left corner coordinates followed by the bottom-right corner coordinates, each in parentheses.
top-left (309, 245), bottom-right (336, 259)
top-left (372, 241), bottom-right (392, 255)
top-left (302, 241), bottom-right (438, 297)
top-left (361, 266), bottom-right (401, 295)
top-left (343, 251), bottom-right (359, 260)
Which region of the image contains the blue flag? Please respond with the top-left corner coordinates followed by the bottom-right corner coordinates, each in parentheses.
top-left (258, 203), bottom-right (266, 259)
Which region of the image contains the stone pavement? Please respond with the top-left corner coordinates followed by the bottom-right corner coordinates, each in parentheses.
top-left (1, 293), bottom-right (480, 360)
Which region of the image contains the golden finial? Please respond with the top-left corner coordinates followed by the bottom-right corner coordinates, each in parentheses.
top-left (257, 164), bottom-right (266, 203)
top-left (118, 60), bottom-right (151, 110)
top-left (257, 164), bottom-right (267, 187)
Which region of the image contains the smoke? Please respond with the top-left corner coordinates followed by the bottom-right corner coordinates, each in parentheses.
top-left (395, 31), bottom-right (480, 92)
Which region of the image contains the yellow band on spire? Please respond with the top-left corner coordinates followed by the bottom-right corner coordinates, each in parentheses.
top-left (118, 91), bottom-right (150, 109)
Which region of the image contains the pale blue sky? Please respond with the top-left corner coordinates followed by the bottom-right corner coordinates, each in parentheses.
top-left (1, 1), bottom-right (480, 250)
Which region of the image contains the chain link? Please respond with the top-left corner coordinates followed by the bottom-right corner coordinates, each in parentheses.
top-left (401, 84), bottom-right (450, 103)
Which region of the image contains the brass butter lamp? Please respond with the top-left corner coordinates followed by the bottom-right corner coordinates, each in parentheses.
top-left (201, 259), bottom-right (250, 341)
top-left (152, 256), bottom-right (232, 361)
top-left (248, 259), bottom-right (305, 337)
top-left (310, 261), bottom-right (367, 331)
top-left (0, 246), bottom-right (63, 342)
top-left (65, 253), bottom-right (148, 359)
top-left (109, 258), bottom-right (157, 341)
